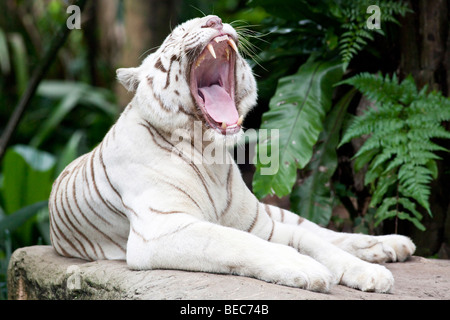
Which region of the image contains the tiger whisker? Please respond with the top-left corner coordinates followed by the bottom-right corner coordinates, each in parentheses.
top-left (139, 45), bottom-right (162, 59)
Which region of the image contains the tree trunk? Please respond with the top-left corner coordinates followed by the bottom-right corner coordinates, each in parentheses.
top-left (398, 0), bottom-right (450, 258)
top-left (114, 0), bottom-right (181, 107)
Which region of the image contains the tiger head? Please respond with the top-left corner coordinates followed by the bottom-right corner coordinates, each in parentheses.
top-left (116, 15), bottom-right (257, 144)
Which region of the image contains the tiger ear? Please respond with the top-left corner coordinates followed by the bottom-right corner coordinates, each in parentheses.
top-left (116, 67), bottom-right (140, 92)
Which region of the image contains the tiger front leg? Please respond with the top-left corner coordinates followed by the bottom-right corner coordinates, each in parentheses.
top-left (274, 223), bottom-right (395, 292)
top-left (126, 213), bottom-right (334, 292)
top-left (246, 203), bottom-right (395, 293)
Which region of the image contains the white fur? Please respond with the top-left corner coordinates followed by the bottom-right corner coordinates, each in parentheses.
top-left (49, 16), bottom-right (415, 294)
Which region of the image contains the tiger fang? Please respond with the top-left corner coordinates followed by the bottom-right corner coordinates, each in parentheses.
top-left (207, 44), bottom-right (216, 59)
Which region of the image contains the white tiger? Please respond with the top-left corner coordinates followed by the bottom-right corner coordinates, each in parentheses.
top-left (49, 15), bottom-right (416, 293)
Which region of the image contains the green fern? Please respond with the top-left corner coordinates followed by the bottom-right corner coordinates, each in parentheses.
top-left (338, 0), bottom-right (411, 66)
top-left (339, 73), bottom-right (450, 231)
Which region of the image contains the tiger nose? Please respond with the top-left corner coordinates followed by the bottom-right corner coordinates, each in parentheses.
top-left (204, 16), bottom-right (223, 30)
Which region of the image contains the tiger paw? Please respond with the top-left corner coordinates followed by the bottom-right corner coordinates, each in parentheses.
top-left (340, 262), bottom-right (394, 293)
top-left (338, 234), bottom-right (415, 263)
top-left (256, 245), bottom-right (334, 293)
top-left (337, 234), bottom-right (394, 263)
top-left (376, 234), bottom-right (416, 262)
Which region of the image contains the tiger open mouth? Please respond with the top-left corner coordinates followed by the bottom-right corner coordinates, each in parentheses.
top-left (190, 34), bottom-right (241, 135)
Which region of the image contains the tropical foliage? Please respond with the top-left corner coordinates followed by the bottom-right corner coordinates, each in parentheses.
top-left (248, 0), bottom-right (413, 226)
top-left (0, 1), bottom-right (118, 298)
top-left (339, 73), bottom-right (450, 231)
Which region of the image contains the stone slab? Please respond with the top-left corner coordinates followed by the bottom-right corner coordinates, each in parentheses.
top-left (7, 245), bottom-right (450, 300)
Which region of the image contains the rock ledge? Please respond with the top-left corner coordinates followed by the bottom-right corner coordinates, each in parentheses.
top-left (7, 245), bottom-right (450, 300)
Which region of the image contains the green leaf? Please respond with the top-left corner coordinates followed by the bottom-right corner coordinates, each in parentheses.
top-left (353, 148), bottom-right (380, 172)
top-left (397, 212), bottom-right (426, 231)
top-left (31, 81), bottom-right (118, 148)
top-left (2, 145), bottom-right (56, 214)
top-left (0, 29), bottom-right (11, 74)
top-left (426, 159), bottom-right (438, 180)
top-left (0, 201), bottom-right (48, 236)
top-left (290, 88), bottom-right (356, 225)
top-left (36, 80), bottom-right (78, 98)
top-left (36, 206), bottom-right (51, 245)
top-left (8, 33), bottom-right (28, 95)
top-left (30, 88), bottom-right (83, 148)
top-left (369, 172), bottom-right (397, 207)
top-left (374, 197), bottom-right (397, 225)
top-left (365, 163), bottom-right (383, 186)
top-left (55, 130), bottom-right (85, 175)
top-left (397, 197), bottom-right (423, 221)
top-left (253, 56), bottom-right (344, 199)
top-left (374, 210), bottom-right (398, 227)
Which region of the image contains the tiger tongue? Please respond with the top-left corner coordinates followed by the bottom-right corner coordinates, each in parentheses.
top-left (198, 84), bottom-right (238, 126)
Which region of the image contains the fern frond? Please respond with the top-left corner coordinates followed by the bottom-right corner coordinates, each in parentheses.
top-left (397, 197), bottom-right (423, 221)
top-left (340, 72), bottom-right (450, 230)
top-left (374, 197), bottom-right (398, 223)
top-left (339, 73), bottom-right (405, 104)
top-left (407, 126), bottom-right (450, 141)
top-left (341, 103), bottom-right (403, 147)
top-left (370, 172), bottom-right (397, 207)
top-left (369, 146), bottom-right (399, 172)
top-left (374, 197), bottom-right (426, 231)
top-left (397, 211), bottom-right (426, 231)
top-left (337, 0), bottom-right (410, 64)
top-left (407, 139), bottom-right (449, 154)
top-left (353, 148), bottom-right (380, 172)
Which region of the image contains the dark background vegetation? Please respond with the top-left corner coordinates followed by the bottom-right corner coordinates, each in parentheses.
top-left (0, 0), bottom-right (449, 299)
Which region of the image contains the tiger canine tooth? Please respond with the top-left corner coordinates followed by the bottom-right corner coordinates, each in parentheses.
top-left (207, 44), bottom-right (216, 59)
top-left (195, 53), bottom-right (206, 68)
top-left (222, 122), bottom-right (227, 130)
top-left (237, 115), bottom-right (244, 126)
top-left (228, 38), bottom-right (238, 53)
